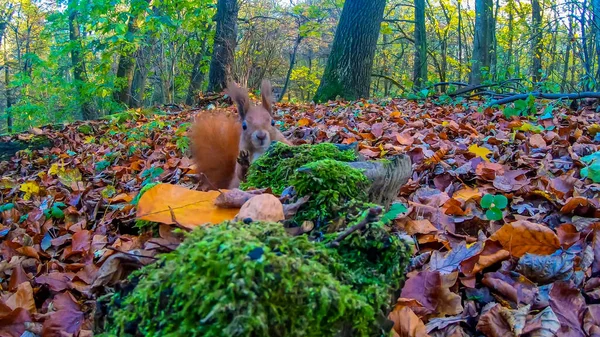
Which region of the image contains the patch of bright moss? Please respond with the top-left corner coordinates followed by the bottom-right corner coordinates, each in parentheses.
top-left (241, 142), bottom-right (358, 194)
top-left (291, 159), bottom-right (370, 225)
top-left (101, 221), bottom-right (411, 337)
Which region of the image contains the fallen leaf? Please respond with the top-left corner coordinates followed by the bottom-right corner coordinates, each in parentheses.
top-left (35, 272), bottom-right (71, 292)
top-left (91, 252), bottom-right (144, 289)
top-left (234, 194), bottom-right (284, 222)
top-left (468, 144), bottom-right (492, 162)
top-left (529, 134), bottom-right (546, 148)
top-left (452, 187), bottom-right (481, 205)
top-left (371, 122), bottom-right (384, 138)
top-left (583, 305), bottom-right (600, 336)
top-left (549, 281), bottom-right (586, 337)
top-left (0, 308), bottom-right (32, 337)
top-left (523, 306), bottom-right (560, 337)
top-left (404, 219), bottom-right (438, 235)
top-left (428, 241), bottom-right (483, 274)
top-left (489, 220), bottom-right (560, 257)
top-left (461, 240), bottom-right (510, 276)
top-left (476, 304), bottom-right (513, 337)
top-left (297, 118), bottom-right (311, 127)
top-left (388, 305), bottom-right (429, 337)
top-left (4, 282), bottom-right (36, 313)
top-left (42, 292), bottom-right (84, 336)
top-left (400, 271), bottom-right (463, 318)
top-left (136, 183), bottom-right (239, 228)
top-left (516, 250), bottom-right (575, 284)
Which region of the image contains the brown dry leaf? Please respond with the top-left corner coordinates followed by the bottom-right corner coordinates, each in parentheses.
top-left (214, 188), bottom-right (260, 208)
top-left (404, 219), bottom-right (438, 235)
top-left (561, 196), bottom-right (590, 214)
top-left (234, 194), bottom-right (284, 222)
top-left (0, 308), bottom-right (32, 337)
top-left (452, 187), bottom-right (481, 205)
top-left (461, 240), bottom-right (510, 276)
top-left (489, 220), bottom-right (560, 257)
top-left (136, 183), bottom-right (239, 228)
top-left (371, 122), bottom-right (384, 138)
top-left (4, 282), bottom-right (36, 313)
top-left (529, 134), bottom-right (546, 148)
top-left (583, 305), bottom-right (600, 336)
top-left (91, 252), bottom-right (145, 289)
top-left (523, 306), bottom-right (561, 337)
top-left (388, 305), bottom-right (429, 337)
top-left (400, 271), bottom-right (463, 318)
top-left (498, 304), bottom-right (529, 336)
top-left (549, 281), bottom-right (586, 337)
top-left (556, 223), bottom-right (580, 248)
top-left (476, 304), bottom-right (513, 337)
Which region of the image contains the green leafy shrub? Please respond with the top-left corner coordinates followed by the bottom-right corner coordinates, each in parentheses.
top-left (101, 221), bottom-right (411, 337)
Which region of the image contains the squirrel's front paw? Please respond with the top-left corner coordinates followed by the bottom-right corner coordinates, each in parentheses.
top-left (237, 150), bottom-right (250, 167)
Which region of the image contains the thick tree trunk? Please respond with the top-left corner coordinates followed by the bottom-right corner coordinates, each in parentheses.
top-left (279, 35), bottom-right (303, 102)
top-left (68, 3), bottom-right (96, 120)
top-left (413, 0), bottom-right (427, 88)
top-left (185, 36), bottom-right (210, 106)
top-left (206, 0), bottom-right (239, 93)
top-left (469, 0), bottom-right (494, 85)
top-left (313, 0), bottom-right (387, 102)
top-left (531, 0), bottom-right (542, 82)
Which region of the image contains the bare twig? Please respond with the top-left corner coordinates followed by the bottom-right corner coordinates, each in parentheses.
top-left (488, 91), bottom-right (600, 107)
top-left (106, 247), bottom-right (159, 260)
top-left (168, 206), bottom-right (192, 232)
top-left (327, 207), bottom-right (383, 248)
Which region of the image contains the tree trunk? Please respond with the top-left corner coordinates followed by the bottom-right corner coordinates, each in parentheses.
top-left (185, 35), bottom-right (210, 106)
top-left (457, 0), bottom-right (463, 80)
top-left (68, 1), bottom-right (96, 120)
top-left (506, 0), bottom-right (513, 77)
top-left (3, 47), bottom-right (12, 133)
top-left (531, 0), bottom-right (542, 82)
top-left (206, 0), bottom-right (239, 93)
top-left (562, 2), bottom-right (574, 90)
top-left (469, 0), bottom-right (493, 85)
top-left (594, 0), bottom-right (600, 82)
top-left (279, 35), bottom-right (303, 102)
top-left (114, 12), bottom-right (143, 107)
top-left (313, 0), bottom-right (387, 102)
top-left (413, 0), bottom-right (427, 88)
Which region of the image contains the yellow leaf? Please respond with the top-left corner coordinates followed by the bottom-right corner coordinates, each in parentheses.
top-left (589, 124), bottom-right (600, 136)
top-left (136, 183), bottom-right (239, 229)
top-left (57, 168), bottom-right (82, 187)
top-left (84, 136), bottom-right (95, 144)
top-left (48, 163), bottom-right (60, 176)
top-left (468, 144), bottom-right (492, 162)
top-left (442, 121), bottom-right (449, 127)
top-left (20, 181), bottom-right (40, 200)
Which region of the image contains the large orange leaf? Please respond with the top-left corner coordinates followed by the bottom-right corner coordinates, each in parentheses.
top-left (388, 305), bottom-right (429, 337)
top-left (489, 220), bottom-right (560, 257)
top-left (136, 183), bottom-right (239, 229)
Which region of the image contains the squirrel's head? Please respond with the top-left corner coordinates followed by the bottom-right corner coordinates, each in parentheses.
top-left (226, 80), bottom-right (281, 160)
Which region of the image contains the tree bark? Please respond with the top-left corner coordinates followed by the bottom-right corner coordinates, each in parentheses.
top-left (313, 0), bottom-right (387, 102)
top-left (68, 1), bottom-right (96, 120)
top-left (593, 0), bottom-right (600, 82)
top-left (469, 0), bottom-right (493, 85)
top-left (413, 0), bottom-right (427, 88)
top-left (531, 0), bottom-right (542, 82)
top-left (279, 35), bottom-right (303, 102)
top-left (206, 0), bottom-right (239, 93)
top-left (185, 35), bottom-right (210, 106)
top-left (3, 47), bottom-right (12, 132)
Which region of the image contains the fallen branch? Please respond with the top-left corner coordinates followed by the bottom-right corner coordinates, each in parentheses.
top-left (327, 207), bottom-right (382, 248)
top-left (371, 73), bottom-right (409, 92)
top-left (488, 91), bottom-right (600, 107)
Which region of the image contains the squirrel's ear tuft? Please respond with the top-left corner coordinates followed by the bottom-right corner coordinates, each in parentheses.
top-left (226, 81), bottom-right (250, 120)
top-left (260, 79), bottom-right (273, 115)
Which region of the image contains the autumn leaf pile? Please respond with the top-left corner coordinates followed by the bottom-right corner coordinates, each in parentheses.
top-left (0, 97), bottom-right (599, 336)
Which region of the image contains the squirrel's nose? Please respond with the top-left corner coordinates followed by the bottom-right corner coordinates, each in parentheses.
top-left (256, 131), bottom-right (267, 141)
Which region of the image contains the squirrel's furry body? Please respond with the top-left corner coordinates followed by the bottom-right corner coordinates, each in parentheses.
top-left (190, 80), bottom-right (290, 190)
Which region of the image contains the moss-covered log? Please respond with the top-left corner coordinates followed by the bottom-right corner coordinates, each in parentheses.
top-left (0, 135), bottom-right (53, 161)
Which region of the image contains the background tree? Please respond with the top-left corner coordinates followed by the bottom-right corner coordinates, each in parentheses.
top-left (207, 0), bottom-right (239, 93)
top-left (314, 0), bottom-right (387, 102)
top-left (413, 0), bottom-right (427, 88)
top-left (469, 0), bottom-right (494, 84)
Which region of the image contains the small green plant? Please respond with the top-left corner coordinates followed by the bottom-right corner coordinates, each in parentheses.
top-left (480, 193), bottom-right (508, 221)
top-left (502, 95), bottom-right (536, 118)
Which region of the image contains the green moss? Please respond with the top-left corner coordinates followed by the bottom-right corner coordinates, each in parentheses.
top-left (77, 124), bottom-right (94, 135)
top-left (291, 159), bottom-right (370, 225)
top-left (241, 142), bottom-right (358, 195)
top-left (101, 221), bottom-right (411, 337)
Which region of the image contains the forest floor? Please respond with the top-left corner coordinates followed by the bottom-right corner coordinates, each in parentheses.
top-left (0, 96), bottom-right (599, 336)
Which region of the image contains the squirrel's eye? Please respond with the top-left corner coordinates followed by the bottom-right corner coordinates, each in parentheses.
top-left (242, 121), bottom-right (247, 130)
top-left (271, 120), bottom-right (275, 126)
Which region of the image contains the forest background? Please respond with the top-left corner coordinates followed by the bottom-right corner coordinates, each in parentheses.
top-left (0, 0), bottom-right (599, 133)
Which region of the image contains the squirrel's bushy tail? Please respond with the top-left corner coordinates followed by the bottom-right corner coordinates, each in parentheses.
top-left (190, 112), bottom-right (241, 189)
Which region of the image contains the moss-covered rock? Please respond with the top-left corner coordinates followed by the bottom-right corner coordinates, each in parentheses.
top-left (241, 142), bottom-right (358, 194)
top-left (101, 220), bottom-right (411, 337)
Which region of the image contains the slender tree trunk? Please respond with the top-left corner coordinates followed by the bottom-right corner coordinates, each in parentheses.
top-left (593, 0), bottom-right (600, 83)
top-left (206, 0), bottom-right (239, 93)
top-left (457, 0), bottom-right (463, 80)
top-left (469, 0), bottom-right (494, 85)
top-left (279, 35), bottom-right (303, 102)
top-left (68, 1), bottom-right (96, 120)
top-left (185, 35), bottom-right (210, 106)
top-left (581, 0), bottom-right (593, 89)
top-left (3, 47), bottom-right (12, 132)
top-left (562, 3), bottom-right (574, 90)
top-left (114, 11), bottom-right (144, 107)
top-left (506, 0), bottom-right (513, 77)
top-left (531, 0), bottom-right (542, 82)
top-left (130, 36), bottom-right (153, 108)
top-left (314, 0), bottom-right (387, 102)
top-left (413, 0), bottom-right (427, 88)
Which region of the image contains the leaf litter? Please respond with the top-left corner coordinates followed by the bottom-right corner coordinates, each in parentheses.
top-left (0, 98), bottom-right (598, 336)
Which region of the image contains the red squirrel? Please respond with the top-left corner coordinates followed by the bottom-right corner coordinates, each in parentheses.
top-left (190, 80), bottom-right (291, 190)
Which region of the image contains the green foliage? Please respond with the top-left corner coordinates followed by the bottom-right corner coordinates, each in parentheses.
top-left (480, 194), bottom-right (508, 221)
top-left (581, 152), bottom-right (600, 183)
top-left (502, 95), bottom-right (536, 118)
top-left (241, 142), bottom-right (358, 194)
top-left (101, 221), bottom-right (411, 337)
top-left (43, 202), bottom-right (66, 219)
